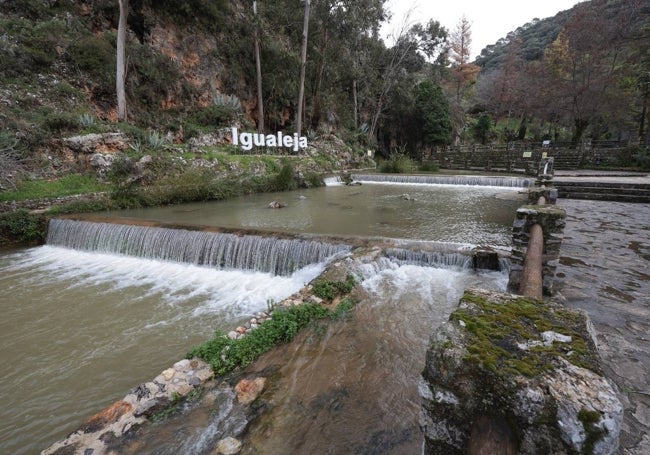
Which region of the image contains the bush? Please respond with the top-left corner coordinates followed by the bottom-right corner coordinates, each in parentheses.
top-left (419, 161), bottom-right (439, 172)
top-left (313, 274), bottom-right (356, 301)
top-left (190, 105), bottom-right (239, 128)
top-left (0, 210), bottom-right (47, 244)
top-left (41, 111), bottom-right (80, 133)
top-left (379, 153), bottom-right (414, 173)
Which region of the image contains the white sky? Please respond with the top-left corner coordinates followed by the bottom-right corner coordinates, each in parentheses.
top-left (382, 0), bottom-right (585, 58)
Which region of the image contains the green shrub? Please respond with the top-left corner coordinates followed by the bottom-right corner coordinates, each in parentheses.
top-left (190, 105), bottom-right (239, 128)
top-left (378, 151), bottom-right (415, 174)
top-left (419, 161), bottom-right (439, 172)
top-left (41, 111), bottom-right (80, 133)
top-left (0, 210), bottom-right (47, 244)
top-left (312, 274), bottom-right (356, 301)
top-left (269, 161), bottom-right (298, 191)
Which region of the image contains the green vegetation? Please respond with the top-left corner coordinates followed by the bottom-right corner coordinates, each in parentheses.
top-left (0, 174), bottom-right (109, 202)
top-left (378, 153), bottom-right (415, 174)
top-left (578, 408), bottom-right (607, 455)
top-left (188, 299), bottom-right (359, 376)
top-left (450, 292), bottom-right (600, 378)
top-left (0, 210), bottom-right (47, 244)
top-left (312, 274), bottom-right (357, 301)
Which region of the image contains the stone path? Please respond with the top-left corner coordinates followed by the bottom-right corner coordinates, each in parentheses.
top-left (554, 198), bottom-right (650, 455)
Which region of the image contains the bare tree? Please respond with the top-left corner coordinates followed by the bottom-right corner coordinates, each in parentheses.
top-left (117, 0), bottom-right (128, 122)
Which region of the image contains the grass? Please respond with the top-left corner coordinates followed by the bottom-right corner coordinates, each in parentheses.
top-left (0, 174), bottom-right (108, 202)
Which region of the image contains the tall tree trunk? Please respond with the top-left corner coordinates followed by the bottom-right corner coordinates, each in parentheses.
top-left (116, 0), bottom-right (128, 122)
top-left (253, 1), bottom-right (264, 133)
top-left (639, 80), bottom-right (648, 145)
top-left (572, 118), bottom-right (589, 146)
top-left (352, 79), bottom-right (358, 129)
top-left (296, 0), bottom-right (310, 137)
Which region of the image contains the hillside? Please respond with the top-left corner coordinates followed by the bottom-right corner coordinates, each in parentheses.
top-left (0, 0), bottom-right (648, 198)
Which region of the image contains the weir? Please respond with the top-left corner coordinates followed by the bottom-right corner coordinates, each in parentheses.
top-left (47, 219), bottom-right (352, 276)
top-left (350, 173), bottom-right (533, 188)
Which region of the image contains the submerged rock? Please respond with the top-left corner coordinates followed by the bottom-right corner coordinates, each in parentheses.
top-left (420, 288), bottom-right (622, 455)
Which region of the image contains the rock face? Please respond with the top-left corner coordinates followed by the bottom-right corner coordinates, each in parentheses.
top-left (420, 289), bottom-right (622, 455)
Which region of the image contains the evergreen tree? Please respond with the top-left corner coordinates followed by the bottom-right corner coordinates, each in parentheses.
top-left (415, 80), bottom-right (452, 146)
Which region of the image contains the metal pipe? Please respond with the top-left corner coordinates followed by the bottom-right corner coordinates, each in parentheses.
top-left (519, 223), bottom-right (544, 299)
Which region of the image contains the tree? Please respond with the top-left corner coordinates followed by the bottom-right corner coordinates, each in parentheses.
top-left (117, 0), bottom-right (128, 121)
top-left (449, 15), bottom-right (479, 103)
top-left (415, 80), bottom-right (452, 147)
top-left (473, 114), bottom-right (492, 144)
top-left (296, 0), bottom-right (310, 137)
top-left (540, 6), bottom-right (628, 143)
top-left (253, 1), bottom-right (264, 133)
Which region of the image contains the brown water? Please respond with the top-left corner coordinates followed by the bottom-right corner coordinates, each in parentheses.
top-left (103, 183), bottom-right (524, 246)
top-left (0, 248), bottom-right (325, 455)
top-left (118, 261), bottom-right (510, 454)
top-left (0, 183), bottom-right (522, 454)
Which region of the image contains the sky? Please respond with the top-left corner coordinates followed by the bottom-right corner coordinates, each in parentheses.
top-left (382, 0), bottom-right (585, 58)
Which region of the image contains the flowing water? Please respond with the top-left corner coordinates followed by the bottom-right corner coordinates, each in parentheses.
top-left (117, 260), bottom-right (510, 455)
top-left (0, 181), bottom-right (524, 454)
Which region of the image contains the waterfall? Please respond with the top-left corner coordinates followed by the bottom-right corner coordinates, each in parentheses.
top-left (47, 219), bottom-right (351, 276)
top-left (351, 174), bottom-right (532, 188)
top-left (384, 247), bottom-right (472, 269)
top-left (323, 176), bottom-right (343, 186)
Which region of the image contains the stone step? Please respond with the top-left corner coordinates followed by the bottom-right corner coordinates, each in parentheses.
top-left (556, 186), bottom-right (650, 196)
top-left (554, 181), bottom-right (650, 191)
top-left (557, 192), bottom-right (650, 203)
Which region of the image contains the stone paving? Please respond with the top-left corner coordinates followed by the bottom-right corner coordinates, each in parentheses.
top-left (554, 197), bottom-right (650, 455)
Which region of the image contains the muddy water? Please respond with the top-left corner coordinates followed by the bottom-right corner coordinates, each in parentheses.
top-left (0, 247), bottom-right (325, 455)
top-left (123, 262), bottom-right (509, 454)
top-left (1, 183), bottom-right (521, 454)
top-left (103, 183), bottom-right (523, 246)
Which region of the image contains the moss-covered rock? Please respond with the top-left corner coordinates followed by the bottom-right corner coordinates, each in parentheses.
top-left (420, 289), bottom-right (622, 455)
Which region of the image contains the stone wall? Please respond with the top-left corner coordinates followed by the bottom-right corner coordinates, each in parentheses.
top-left (508, 202), bottom-right (566, 296)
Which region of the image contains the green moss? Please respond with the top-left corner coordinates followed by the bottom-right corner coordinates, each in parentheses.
top-left (450, 292), bottom-right (601, 378)
top-left (578, 408), bottom-right (606, 454)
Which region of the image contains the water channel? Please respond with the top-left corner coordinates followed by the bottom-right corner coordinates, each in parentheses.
top-left (0, 179), bottom-right (526, 454)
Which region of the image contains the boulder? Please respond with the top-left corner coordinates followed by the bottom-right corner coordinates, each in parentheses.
top-left (420, 289), bottom-right (622, 455)
top-left (63, 132), bottom-right (130, 154)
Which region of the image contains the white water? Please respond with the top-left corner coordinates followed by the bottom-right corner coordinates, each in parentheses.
top-left (352, 173), bottom-right (533, 188)
top-left (116, 261), bottom-right (511, 455)
top-left (47, 219), bottom-right (351, 276)
top-left (0, 245), bottom-right (328, 455)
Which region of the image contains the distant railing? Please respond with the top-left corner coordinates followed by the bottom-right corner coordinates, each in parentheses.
top-left (422, 140), bottom-right (637, 172)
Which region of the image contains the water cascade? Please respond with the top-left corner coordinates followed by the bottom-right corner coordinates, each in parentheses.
top-left (351, 173), bottom-right (533, 187)
top-left (47, 219), bottom-right (351, 276)
top-left (384, 247), bottom-right (473, 269)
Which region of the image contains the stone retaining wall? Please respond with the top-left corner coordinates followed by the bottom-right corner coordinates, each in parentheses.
top-left (507, 204), bottom-right (566, 295)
